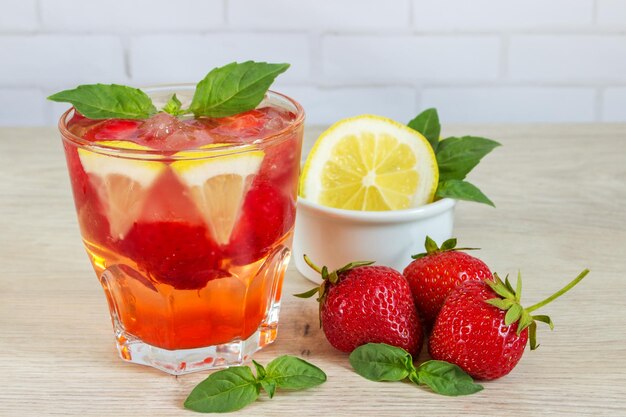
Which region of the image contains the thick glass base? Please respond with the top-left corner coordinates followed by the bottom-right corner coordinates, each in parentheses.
top-left (113, 301), bottom-right (281, 375)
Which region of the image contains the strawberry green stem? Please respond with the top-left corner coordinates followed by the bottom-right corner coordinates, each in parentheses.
top-left (303, 255), bottom-right (322, 274)
top-left (526, 269), bottom-right (589, 313)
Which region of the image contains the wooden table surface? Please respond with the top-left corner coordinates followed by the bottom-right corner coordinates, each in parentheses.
top-left (1, 124), bottom-right (625, 416)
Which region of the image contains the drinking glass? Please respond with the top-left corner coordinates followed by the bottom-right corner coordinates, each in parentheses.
top-left (58, 87), bottom-right (304, 374)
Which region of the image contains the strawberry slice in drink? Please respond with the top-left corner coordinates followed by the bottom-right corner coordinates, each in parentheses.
top-left (83, 119), bottom-right (143, 141)
top-left (119, 221), bottom-right (226, 290)
top-left (226, 182), bottom-right (296, 265)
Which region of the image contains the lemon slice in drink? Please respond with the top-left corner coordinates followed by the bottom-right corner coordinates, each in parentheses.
top-left (78, 140), bottom-right (166, 239)
top-left (171, 145), bottom-right (264, 245)
top-left (300, 115), bottom-right (438, 210)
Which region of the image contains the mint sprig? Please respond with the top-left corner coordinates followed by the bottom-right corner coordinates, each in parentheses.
top-left (436, 179), bottom-right (494, 207)
top-left (48, 84), bottom-right (157, 120)
top-left (407, 108), bottom-right (500, 206)
top-left (189, 61), bottom-right (290, 118)
top-left (349, 343), bottom-right (483, 396)
top-left (47, 61), bottom-right (290, 120)
top-left (162, 93), bottom-right (184, 116)
top-left (184, 355), bottom-right (326, 413)
top-left (408, 108), bottom-right (441, 152)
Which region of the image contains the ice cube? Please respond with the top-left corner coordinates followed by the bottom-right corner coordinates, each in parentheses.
top-left (137, 113), bottom-right (214, 150)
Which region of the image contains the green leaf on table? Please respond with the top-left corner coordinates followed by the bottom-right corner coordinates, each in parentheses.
top-left (407, 108), bottom-right (441, 151)
top-left (348, 344), bottom-right (482, 397)
top-left (47, 84), bottom-right (157, 120)
top-left (184, 366), bottom-right (260, 413)
top-left (416, 361), bottom-right (484, 396)
top-left (349, 343), bottom-right (414, 382)
top-left (252, 359), bottom-right (266, 379)
top-left (436, 136), bottom-right (501, 182)
top-left (162, 93), bottom-right (184, 116)
top-left (436, 179), bottom-right (495, 207)
top-left (264, 355), bottom-right (327, 390)
top-left (190, 61), bottom-right (290, 118)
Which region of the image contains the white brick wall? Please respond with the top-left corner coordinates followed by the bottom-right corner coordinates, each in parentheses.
top-left (0, 0), bottom-right (625, 126)
top-left (413, 0), bottom-right (594, 31)
top-left (40, 0), bottom-right (224, 32)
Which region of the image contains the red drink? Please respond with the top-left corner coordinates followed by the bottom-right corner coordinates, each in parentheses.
top-left (59, 87), bottom-right (304, 374)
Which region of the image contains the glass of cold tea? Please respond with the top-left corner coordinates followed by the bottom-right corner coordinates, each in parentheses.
top-left (58, 86), bottom-right (304, 374)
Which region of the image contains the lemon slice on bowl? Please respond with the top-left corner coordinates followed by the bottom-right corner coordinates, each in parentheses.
top-left (171, 145), bottom-right (264, 245)
top-left (78, 140), bottom-right (166, 239)
top-left (299, 115), bottom-right (438, 211)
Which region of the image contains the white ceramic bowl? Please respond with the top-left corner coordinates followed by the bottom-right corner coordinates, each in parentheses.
top-left (293, 198), bottom-right (456, 283)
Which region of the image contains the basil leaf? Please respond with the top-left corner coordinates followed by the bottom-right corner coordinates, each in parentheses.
top-left (416, 361), bottom-right (483, 396)
top-left (47, 84), bottom-right (156, 120)
top-left (436, 179), bottom-right (495, 207)
top-left (407, 108), bottom-right (441, 151)
top-left (184, 366), bottom-right (260, 413)
top-left (265, 355), bottom-right (327, 390)
top-left (190, 61), bottom-right (290, 118)
top-left (349, 343), bottom-right (413, 382)
top-left (252, 359), bottom-right (266, 379)
top-left (260, 379), bottom-right (277, 399)
top-left (436, 136), bottom-right (501, 182)
top-left (162, 93), bottom-right (184, 116)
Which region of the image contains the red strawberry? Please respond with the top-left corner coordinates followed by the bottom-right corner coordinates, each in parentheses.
top-left (83, 119), bottom-right (142, 141)
top-left (119, 221), bottom-right (227, 290)
top-left (403, 236), bottom-right (492, 331)
top-left (296, 257), bottom-right (423, 356)
top-left (62, 142), bottom-right (113, 245)
top-left (226, 182), bottom-right (295, 265)
top-left (429, 270), bottom-right (589, 380)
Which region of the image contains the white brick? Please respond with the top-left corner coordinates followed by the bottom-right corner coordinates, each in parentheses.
top-left (421, 87), bottom-right (595, 123)
top-left (0, 89), bottom-right (47, 126)
top-left (40, 0), bottom-right (223, 31)
top-left (229, 0), bottom-right (410, 30)
top-left (275, 86), bottom-right (417, 125)
top-left (0, 0), bottom-right (38, 31)
top-left (322, 35), bottom-right (500, 82)
top-left (130, 34), bottom-right (310, 84)
top-left (509, 36), bottom-right (626, 81)
top-left (602, 88), bottom-right (626, 121)
top-left (412, 0), bottom-right (593, 31)
top-left (0, 36), bottom-right (126, 86)
top-left (597, 0), bottom-right (626, 27)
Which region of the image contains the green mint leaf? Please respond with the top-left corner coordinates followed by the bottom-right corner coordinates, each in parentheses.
top-left (407, 108), bottom-right (441, 151)
top-left (265, 355), bottom-right (327, 390)
top-left (184, 366), bottom-right (260, 413)
top-left (162, 93), bottom-right (184, 116)
top-left (260, 380), bottom-right (277, 399)
top-left (436, 179), bottom-right (495, 207)
top-left (47, 84), bottom-right (156, 120)
top-left (252, 359), bottom-right (266, 379)
top-left (349, 343), bottom-right (413, 382)
top-left (416, 361), bottom-right (483, 396)
top-left (436, 136), bottom-right (501, 182)
top-left (408, 370), bottom-right (421, 386)
top-left (190, 61), bottom-right (290, 118)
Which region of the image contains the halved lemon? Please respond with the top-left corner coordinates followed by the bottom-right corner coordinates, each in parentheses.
top-left (299, 115), bottom-right (439, 211)
top-left (171, 145), bottom-right (264, 245)
top-left (78, 140), bottom-right (165, 239)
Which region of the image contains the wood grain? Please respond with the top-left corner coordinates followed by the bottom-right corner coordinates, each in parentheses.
top-left (1, 124), bottom-right (625, 416)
